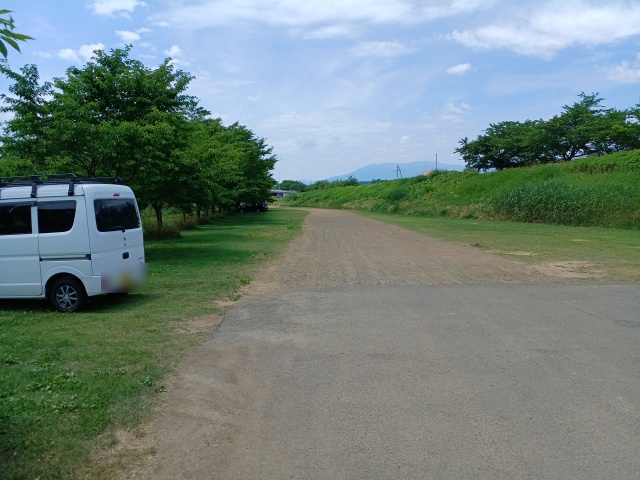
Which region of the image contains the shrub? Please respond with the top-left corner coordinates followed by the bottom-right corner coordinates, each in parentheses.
top-left (177, 218), bottom-right (198, 230)
top-left (143, 224), bottom-right (181, 239)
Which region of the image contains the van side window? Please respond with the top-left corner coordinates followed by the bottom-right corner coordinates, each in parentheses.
top-left (0, 204), bottom-right (33, 235)
top-left (38, 200), bottom-right (77, 234)
top-left (94, 199), bottom-right (140, 232)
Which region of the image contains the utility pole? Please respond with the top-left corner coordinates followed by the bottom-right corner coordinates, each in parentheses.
top-left (435, 153), bottom-right (438, 171)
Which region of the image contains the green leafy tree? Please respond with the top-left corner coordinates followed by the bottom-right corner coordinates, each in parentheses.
top-left (456, 120), bottom-right (544, 171)
top-left (180, 117), bottom-right (245, 214)
top-left (0, 9), bottom-right (32, 59)
top-left (593, 106), bottom-right (640, 154)
top-left (279, 180), bottom-right (307, 192)
top-left (335, 176), bottom-right (359, 187)
top-left (540, 93), bottom-right (607, 162)
top-left (0, 63), bottom-right (52, 165)
top-left (1, 47), bottom-right (202, 226)
top-left (224, 122), bottom-right (276, 206)
top-left (1, 46), bottom-right (279, 228)
top-left (307, 180), bottom-right (332, 191)
top-left (457, 93), bottom-right (640, 171)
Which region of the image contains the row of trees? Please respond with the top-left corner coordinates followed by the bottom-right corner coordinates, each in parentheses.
top-left (278, 176), bottom-right (361, 193)
top-left (456, 93), bottom-right (640, 171)
top-left (0, 47), bottom-right (276, 226)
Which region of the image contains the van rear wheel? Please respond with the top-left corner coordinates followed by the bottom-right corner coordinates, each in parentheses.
top-left (50, 278), bottom-right (87, 313)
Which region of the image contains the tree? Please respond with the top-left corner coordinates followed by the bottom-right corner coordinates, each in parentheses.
top-left (222, 122), bottom-right (276, 207)
top-left (1, 47), bottom-right (203, 226)
top-left (456, 120), bottom-right (544, 170)
top-left (179, 117), bottom-right (245, 215)
top-left (593, 106), bottom-right (640, 154)
top-left (457, 93), bottom-right (640, 171)
top-left (1, 46), bottom-right (279, 228)
top-left (540, 93), bottom-right (607, 162)
top-left (279, 180), bottom-right (307, 192)
top-left (0, 63), bottom-right (52, 166)
top-left (0, 9), bottom-right (32, 59)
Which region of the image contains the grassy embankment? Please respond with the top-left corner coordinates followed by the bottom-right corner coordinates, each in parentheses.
top-left (283, 150), bottom-right (640, 229)
top-left (0, 209), bottom-right (307, 479)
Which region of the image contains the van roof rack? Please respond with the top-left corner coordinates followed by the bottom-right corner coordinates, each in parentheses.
top-left (0, 173), bottom-right (123, 199)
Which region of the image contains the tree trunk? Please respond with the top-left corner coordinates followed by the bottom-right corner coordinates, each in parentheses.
top-left (152, 203), bottom-right (164, 228)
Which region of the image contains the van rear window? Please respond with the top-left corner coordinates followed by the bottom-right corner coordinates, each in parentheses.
top-left (0, 203), bottom-right (32, 235)
top-left (38, 200), bottom-right (76, 233)
top-left (94, 198), bottom-right (140, 232)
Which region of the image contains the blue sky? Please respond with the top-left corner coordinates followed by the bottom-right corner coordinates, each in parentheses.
top-left (2, 0), bottom-right (640, 181)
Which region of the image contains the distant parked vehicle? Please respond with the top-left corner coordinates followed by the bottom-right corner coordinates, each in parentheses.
top-left (0, 174), bottom-right (146, 312)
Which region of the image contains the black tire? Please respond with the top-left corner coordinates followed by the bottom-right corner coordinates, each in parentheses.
top-left (49, 277), bottom-right (87, 313)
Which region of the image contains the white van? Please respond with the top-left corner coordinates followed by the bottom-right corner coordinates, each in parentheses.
top-left (0, 174), bottom-right (146, 312)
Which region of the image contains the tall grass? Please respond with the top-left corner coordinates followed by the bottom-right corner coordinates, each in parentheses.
top-left (283, 150), bottom-right (640, 229)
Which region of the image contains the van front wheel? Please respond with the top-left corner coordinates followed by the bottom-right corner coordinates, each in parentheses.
top-left (50, 278), bottom-right (87, 313)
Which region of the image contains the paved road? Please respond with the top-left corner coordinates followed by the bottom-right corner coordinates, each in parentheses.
top-left (136, 210), bottom-right (640, 479)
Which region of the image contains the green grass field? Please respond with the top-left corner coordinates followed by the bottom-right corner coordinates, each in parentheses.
top-left (0, 208), bottom-right (307, 479)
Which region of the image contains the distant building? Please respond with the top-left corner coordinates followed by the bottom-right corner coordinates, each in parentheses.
top-left (423, 170), bottom-right (433, 176)
top-left (271, 189), bottom-right (299, 198)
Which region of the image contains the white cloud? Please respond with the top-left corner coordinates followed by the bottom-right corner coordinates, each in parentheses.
top-left (58, 43), bottom-right (105, 63)
top-left (34, 51), bottom-right (55, 59)
top-left (400, 136), bottom-right (409, 144)
top-left (304, 24), bottom-right (358, 40)
top-left (163, 45), bottom-right (183, 57)
top-left (608, 53), bottom-right (640, 83)
top-left (351, 41), bottom-right (414, 58)
top-left (149, 0), bottom-right (492, 30)
top-left (451, 1), bottom-right (640, 58)
top-left (91, 0), bottom-right (146, 17)
top-left (79, 43), bottom-right (105, 60)
top-left (446, 63), bottom-right (472, 75)
top-left (116, 30), bottom-right (141, 43)
top-left (58, 48), bottom-right (79, 63)
top-left (440, 101), bottom-right (471, 121)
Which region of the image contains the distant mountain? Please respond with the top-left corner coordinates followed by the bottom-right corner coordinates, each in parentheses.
top-left (326, 161), bottom-right (465, 182)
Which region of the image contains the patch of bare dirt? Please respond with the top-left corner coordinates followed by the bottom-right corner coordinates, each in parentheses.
top-left (174, 314), bottom-right (224, 335)
top-left (487, 250), bottom-right (538, 256)
top-left (532, 261), bottom-right (606, 279)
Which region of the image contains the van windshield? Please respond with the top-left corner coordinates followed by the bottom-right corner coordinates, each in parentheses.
top-left (94, 198), bottom-right (140, 232)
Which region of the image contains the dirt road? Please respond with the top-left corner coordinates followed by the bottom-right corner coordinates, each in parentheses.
top-left (250, 209), bottom-right (554, 291)
top-left (126, 209), bottom-right (639, 479)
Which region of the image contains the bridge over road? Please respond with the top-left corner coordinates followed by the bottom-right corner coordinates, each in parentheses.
top-left (130, 209), bottom-right (639, 479)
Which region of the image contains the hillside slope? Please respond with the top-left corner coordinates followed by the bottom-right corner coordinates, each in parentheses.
top-left (282, 151), bottom-right (640, 229)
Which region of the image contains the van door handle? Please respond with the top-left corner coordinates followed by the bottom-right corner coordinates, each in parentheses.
top-left (123, 252), bottom-right (129, 259)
